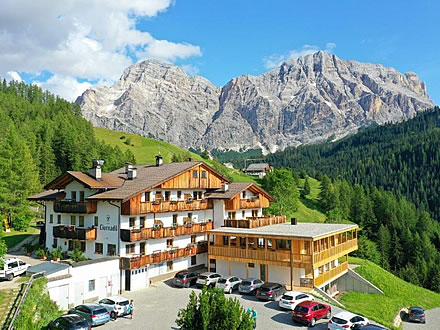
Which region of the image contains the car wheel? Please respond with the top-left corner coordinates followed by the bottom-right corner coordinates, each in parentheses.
top-left (110, 311), bottom-right (116, 320)
top-left (326, 310), bottom-right (331, 319)
top-left (228, 287), bottom-right (232, 294)
top-left (310, 318), bottom-right (316, 327)
top-left (6, 273), bottom-right (13, 281)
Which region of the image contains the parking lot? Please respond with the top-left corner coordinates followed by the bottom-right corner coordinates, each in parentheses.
top-left (103, 279), bottom-right (345, 330)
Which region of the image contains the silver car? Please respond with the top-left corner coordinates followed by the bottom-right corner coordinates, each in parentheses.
top-left (216, 276), bottom-right (241, 294)
top-left (238, 278), bottom-right (264, 295)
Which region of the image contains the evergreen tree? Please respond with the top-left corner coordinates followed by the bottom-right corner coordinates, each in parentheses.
top-left (302, 176), bottom-right (311, 197)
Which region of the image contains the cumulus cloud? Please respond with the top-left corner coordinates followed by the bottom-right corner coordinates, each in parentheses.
top-left (7, 71), bottom-right (22, 82)
top-left (180, 64), bottom-right (200, 76)
top-left (36, 75), bottom-right (92, 101)
top-left (0, 0), bottom-right (202, 100)
top-left (263, 43), bottom-right (337, 69)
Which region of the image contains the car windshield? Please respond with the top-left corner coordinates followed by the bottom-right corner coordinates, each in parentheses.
top-left (119, 300), bottom-right (129, 306)
top-left (241, 281), bottom-right (252, 286)
top-left (331, 317), bottom-right (348, 324)
top-left (92, 307), bottom-right (107, 315)
top-left (281, 294), bottom-right (293, 300)
top-left (198, 275), bottom-right (207, 280)
top-left (411, 309), bottom-right (424, 315)
top-left (294, 306), bottom-right (309, 313)
top-left (218, 279), bottom-right (227, 284)
top-left (260, 287), bottom-right (272, 292)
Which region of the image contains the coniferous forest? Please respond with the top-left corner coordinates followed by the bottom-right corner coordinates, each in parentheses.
top-left (0, 80), bottom-right (135, 230)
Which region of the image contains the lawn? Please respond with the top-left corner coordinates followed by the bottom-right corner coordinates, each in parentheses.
top-left (341, 257), bottom-right (440, 329)
top-left (2, 227), bottom-right (39, 249)
top-left (294, 176), bottom-right (326, 223)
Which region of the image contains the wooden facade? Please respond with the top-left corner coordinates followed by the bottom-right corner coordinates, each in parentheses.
top-left (52, 225), bottom-right (97, 241)
top-left (225, 194), bottom-right (270, 210)
top-left (122, 198), bottom-right (213, 215)
top-left (224, 215), bottom-right (286, 229)
top-left (159, 164), bottom-right (226, 190)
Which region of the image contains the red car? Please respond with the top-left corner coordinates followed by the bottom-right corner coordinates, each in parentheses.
top-left (292, 301), bottom-right (331, 327)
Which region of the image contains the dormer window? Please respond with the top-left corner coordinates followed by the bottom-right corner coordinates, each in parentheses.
top-left (242, 191), bottom-right (246, 199)
top-left (201, 171), bottom-right (207, 179)
top-left (192, 170), bottom-right (198, 178)
top-left (71, 191), bottom-right (77, 201)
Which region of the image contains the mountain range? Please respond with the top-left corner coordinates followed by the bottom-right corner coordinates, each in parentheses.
top-left (77, 51), bottom-right (434, 153)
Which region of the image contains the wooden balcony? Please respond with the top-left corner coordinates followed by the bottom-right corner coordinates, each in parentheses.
top-left (239, 198), bottom-right (261, 209)
top-left (313, 239), bottom-right (357, 267)
top-left (120, 221), bottom-right (213, 242)
top-left (208, 245), bottom-right (312, 267)
top-left (224, 215), bottom-right (286, 229)
top-left (314, 261), bottom-right (348, 287)
top-left (54, 200), bottom-right (97, 214)
top-left (120, 242), bottom-right (208, 270)
top-left (52, 225), bottom-right (97, 241)
top-left (122, 199), bottom-right (213, 215)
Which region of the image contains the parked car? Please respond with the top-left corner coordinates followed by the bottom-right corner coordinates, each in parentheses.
top-left (216, 276), bottom-right (241, 293)
top-left (68, 304), bottom-right (110, 327)
top-left (279, 291), bottom-right (314, 310)
top-left (408, 306), bottom-right (426, 324)
top-left (173, 270), bottom-right (199, 288)
top-left (196, 272), bottom-right (222, 288)
top-left (0, 257), bottom-right (30, 281)
top-left (48, 314), bottom-right (90, 330)
top-left (238, 278), bottom-right (264, 295)
top-left (328, 311), bottom-right (369, 330)
top-left (98, 296), bottom-right (130, 319)
top-left (255, 282), bottom-right (286, 301)
top-left (292, 301), bottom-right (331, 327)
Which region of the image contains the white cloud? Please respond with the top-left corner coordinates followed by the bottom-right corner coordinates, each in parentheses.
top-left (36, 75), bottom-right (92, 101)
top-left (181, 64), bottom-right (200, 76)
top-left (7, 71), bottom-right (22, 82)
top-left (0, 0), bottom-right (202, 99)
top-left (263, 43), bottom-right (337, 69)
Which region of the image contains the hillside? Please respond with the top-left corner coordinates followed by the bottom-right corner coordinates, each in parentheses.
top-left (343, 257), bottom-right (440, 329)
top-left (93, 127), bottom-right (255, 183)
top-left (267, 107), bottom-right (440, 222)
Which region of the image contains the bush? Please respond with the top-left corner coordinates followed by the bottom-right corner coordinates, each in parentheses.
top-left (35, 248), bottom-right (47, 258)
top-left (119, 135), bottom-right (126, 140)
top-left (70, 248), bottom-right (87, 262)
top-left (23, 243), bottom-right (34, 254)
top-left (50, 247), bottom-right (62, 260)
top-left (123, 137), bottom-right (132, 145)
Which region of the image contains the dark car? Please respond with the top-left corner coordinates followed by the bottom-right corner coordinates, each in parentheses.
top-left (408, 306), bottom-right (426, 324)
top-left (255, 282), bottom-right (286, 301)
top-left (48, 314), bottom-right (90, 330)
top-left (68, 304), bottom-right (110, 327)
top-left (173, 270), bottom-right (199, 288)
top-left (292, 301), bottom-right (331, 327)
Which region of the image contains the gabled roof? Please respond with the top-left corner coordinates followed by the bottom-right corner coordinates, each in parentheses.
top-left (205, 182), bottom-right (275, 202)
top-left (88, 161), bottom-right (229, 202)
top-left (44, 171), bottom-right (124, 190)
top-left (246, 163), bottom-right (270, 171)
top-left (28, 190), bottom-right (66, 201)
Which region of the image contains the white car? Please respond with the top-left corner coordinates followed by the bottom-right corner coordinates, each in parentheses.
top-left (196, 272), bottom-right (222, 288)
top-left (98, 296), bottom-right (130, 318)
top-left (0, 258), bottom-right (30, 281)
top-left (279, 291), bottom-right (314, 310)
top-left (216, 276), bottom-right (241, 293)
top-left (328, 311), bottom-right (369, 330)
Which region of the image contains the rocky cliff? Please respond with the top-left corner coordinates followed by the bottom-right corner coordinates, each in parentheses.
top-left (77, 52), bottom-right (434, 152)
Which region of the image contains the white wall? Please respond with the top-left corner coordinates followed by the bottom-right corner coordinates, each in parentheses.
top-left (216, 260), bottom-right (229, 276)
top-left (213, 200), bottom-right (225, 229)
top-left (268, 265), bottom-right (291, 285)
top-left (231, 261), bottom-right (246, 278)
top-left (248, 263), bottom-right (260, 279)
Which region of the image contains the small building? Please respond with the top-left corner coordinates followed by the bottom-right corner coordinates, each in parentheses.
top-left (244, 163), bottom-right (272, 178)
top-left (223, 163), bottom-right (234, 169)
top-left (207, 221), bottom-right (358, 292)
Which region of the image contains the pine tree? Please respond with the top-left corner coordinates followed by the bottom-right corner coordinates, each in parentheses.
top-left (302, 176), bottom-right (311, 197)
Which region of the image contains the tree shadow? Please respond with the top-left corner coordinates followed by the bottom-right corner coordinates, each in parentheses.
top-left (240, 294), bottom-right (259, 302)
top-left (271, 312), bottom-right (295, 326)
top-left (300, 196), bottom-right (323, 213)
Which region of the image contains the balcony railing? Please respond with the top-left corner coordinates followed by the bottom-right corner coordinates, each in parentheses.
top-left (54, 200), bottom-right (97, 214)
top-left (314, 261), bottom-right (348, 287)
top-left (120, 221), bottom-right (213, 242)
top-left (52, 225), bottom-right (97, 241)
top-left (135, 199), bottom-right (213, 214)
top-left (120, 242), bottom-right (208, 270)
top-left (224, 215), bottom-right (286, 229)
top-left (239, 198), bottom-right (261, 209)
top-left (208, 245), bottom-right (312, 265)
top-left (313, 239), bottom-right (358, 265)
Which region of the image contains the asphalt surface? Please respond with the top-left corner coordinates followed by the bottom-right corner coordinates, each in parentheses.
top-left (0, 254), bottom-right (44, 289)
top-left (103, 280), bottom-right (345, 330)
top-left (402, 307), bottom-right (440, 330)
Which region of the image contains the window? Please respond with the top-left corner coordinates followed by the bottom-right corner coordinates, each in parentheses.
top-left (267, 239), bottom-right (273, 249)
top-left (140, 216), bottom-right (146, 229)
top-left (167, 261), bottom-right (173, 271)
top-left (223, 236), bottom-right (229, 246)
top-left (141, 192), bottom-right (145, 202)
top-left (126, 244), bottom-right (135, 254)
top-left (201, 171), bottom-right (206, 179)
top-left (70, 215), bottom-right (76, 226)
top-left (252, 210), bottom-right (258, 217)
top-left (95, 243), bottom-right (103, 254)
top-left (167, 239), bottom-right (174, 248)
top-left (230, 236), bottom-right (237, 246)
top-left (141, 192), bottom-right (150, 202)
top-left (140, 242), bottom-right (146, 255)
top-left (68, 240), bottom-right (74, 251)
top-left (257, 238), bottom-right (265, 248)
top-left (248, 263), bottom-right (255, 268)
top-left (80, 241), bottom-right (86, 252)
top-left (107, 244), bottom-right (116, 256)
top-left (53, 238), bottom-right (57, 248)
top-left (192, 170), bottom-right (198, 178)
top-left (172, 214), bottom-right (178, 226)
top-left (79, 216), bottom-right (84, 227)
top-left (164, 191), bottom-right (170, 201)
top-left (191, 235), bottom-right (196, 244)
top-left (79, 191), bottom-right (85, 202)
top-left (240, 237), bottom-right (246, 248)
top-left (188, 213), bottom-right (193, 220)
top-left (276, 239), bottom-right (291, 250)
top-left (129, 217), bottom-right (136, 228)
top-left (71, 191), bottom-right (77, 201)
top-left (57, 215), bottom-right (61, 224)
top-left (88, 279), bottom-right (95, 292)
top-left (193, 191), bottom-right (198, 199)
top-left (242, 191), bottom-right (246, 199)
top-left (94, 216), bottom-right (98, 227)
top-left (49, 214), bottom-right (53, 223)
top-left (191, 255), bottom-right (197, 266)
top-left (242, 210), bottom-right (245, 218)
top-left (228, 212), bottom-right (236, 220)
top-left (177, 191), bottom-right (182, 199)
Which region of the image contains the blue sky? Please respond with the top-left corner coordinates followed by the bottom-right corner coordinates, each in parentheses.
top-left (1, 0), bottom-right (439, 103)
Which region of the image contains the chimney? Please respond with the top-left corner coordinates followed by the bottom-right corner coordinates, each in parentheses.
top-left (125, 162), bottom-right (133, 174)
top-left (221, 183), bottom-right (229, 192)
top-left (291, 217), bottom-right (297, 225)
top-left (127, 167), bottom-right (137, 180)
top-left (89, 159), bottom-right (104, 180)
top-left (155, 155), bottom-right (163, 167)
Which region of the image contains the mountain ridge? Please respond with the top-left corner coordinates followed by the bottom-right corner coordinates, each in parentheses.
top-left (77, 51), bottom-right (434, 152)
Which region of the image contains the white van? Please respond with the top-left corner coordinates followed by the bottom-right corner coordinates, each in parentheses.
top-left (0, 258), bottom-right (30, 281)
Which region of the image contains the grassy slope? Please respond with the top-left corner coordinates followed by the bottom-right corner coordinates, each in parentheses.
top-left (294, 177), bottom-right (327, 223)
top-left (342, 257), bottom-right (440, 329)
top-left (94, 127), bottom-right (254, 182)
top-left (2, 227), bottom-right (39, 249)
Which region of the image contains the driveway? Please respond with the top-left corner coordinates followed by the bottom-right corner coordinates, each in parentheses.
top-left (103, 280), bottom-right (345, 330)
top-left (0, 253), bottom-right (44, 289)
top-left (402, 307), bottom-right (439, 330)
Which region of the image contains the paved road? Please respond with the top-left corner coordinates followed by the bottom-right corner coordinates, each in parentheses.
top-left (0, 253), bottom-right (44, 290)
top-left (103, 280), bottom-right (345, 330)
top-left (402, 307), bottom-right (439, 330)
